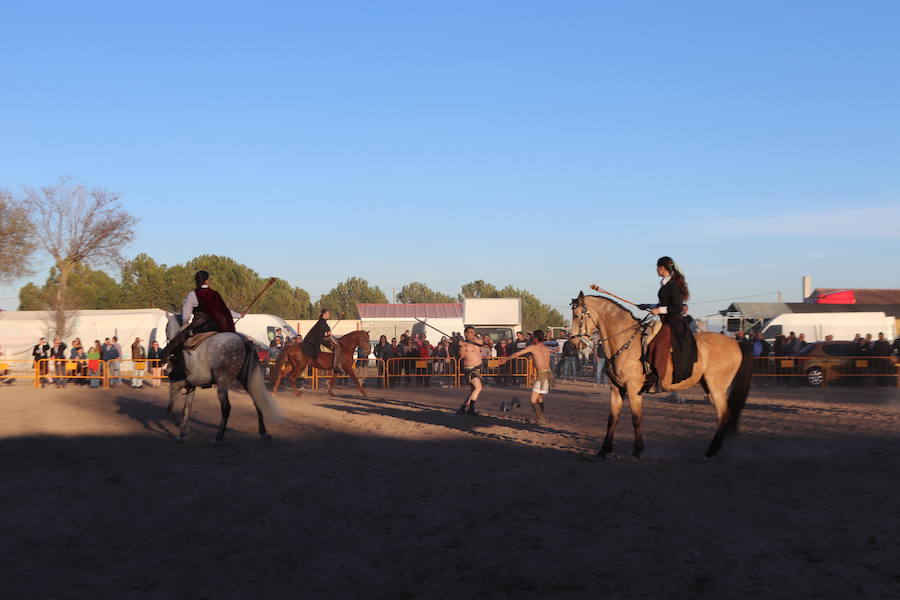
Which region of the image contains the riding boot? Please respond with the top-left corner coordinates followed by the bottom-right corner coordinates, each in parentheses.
top-left (639, 372), bottom-right (659, 395)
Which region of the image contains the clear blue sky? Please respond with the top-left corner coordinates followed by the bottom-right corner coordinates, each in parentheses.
top-left (2, 1), bottom-right (898, 315)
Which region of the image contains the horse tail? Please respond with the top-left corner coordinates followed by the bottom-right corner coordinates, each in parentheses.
top-left (724, 343), bottom-right (753, 434)
top-left (248, 360), bottom-right (283, 423)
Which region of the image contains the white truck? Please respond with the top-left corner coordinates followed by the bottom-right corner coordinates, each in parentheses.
top-left (234, 314), bottom-right (301, 344)
top-left (463, 298), bottom-right (523, 343)
top-left (759, 312), bottom-right (895, 342)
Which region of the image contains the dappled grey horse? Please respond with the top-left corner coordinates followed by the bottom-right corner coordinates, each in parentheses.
top-left (165, 315), bottom-right (281, 443)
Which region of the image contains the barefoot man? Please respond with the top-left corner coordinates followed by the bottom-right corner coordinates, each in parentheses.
top-left (457, 326), bottom-right (485, 416)
top-left (499, 330), bottom-right (552, 424)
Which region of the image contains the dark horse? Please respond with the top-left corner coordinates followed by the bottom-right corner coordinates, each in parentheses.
top-left (271, 330), bottom-right (371, 397)
top-left (572, 292), bottom-right (753, 458)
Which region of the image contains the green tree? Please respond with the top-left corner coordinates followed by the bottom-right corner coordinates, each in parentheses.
top-left (18, 282), bottom-right (44, 310)
top-left (458, 280), bottom-right (499, 300)
top-left (458, 280), bottom-right (566, 331)
top-left (397, 282), bottom-right (455, 304)
top-left (19, 264), bottom-right (123, 311)
top-left (24, 177), bottom-right (137, 337)
top-left (119, 253), bottom-right (181, 311)
top-left (185, 255), bottom-right (262, 310)
top-left (496, 285), bottom-right (566, 331)
top-left (318, 277), bottom-right (388, 319)
top-left (257, 278), bottom-right (314, 319)
top-left (0, 189), bottom-right (36, 283)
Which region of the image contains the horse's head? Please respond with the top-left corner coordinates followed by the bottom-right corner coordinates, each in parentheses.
top-left (570, 291), bottom-right (586, 334)
top-left (358, 330), bottom-right (371, 354)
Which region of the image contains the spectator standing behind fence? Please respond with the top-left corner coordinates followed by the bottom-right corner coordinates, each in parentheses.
top-left (0, 344), bottom-right (12, 384)
top-left (88, 341), bottom-right (102, 388)
top-left (148, 341), bottom-right (163, 387)
top-left (69, 338), bottom-right (86, 383)
top-left (751, 332), bottom-right (770, 357)
top-left (892, 335), bottom-right (900, 357)
top-left (433, 338), bottom-right (451, 388)
top-left (402, 338), bottom-right (417, 386)
top-left (783, 332), bottom-right (801, 356)
top-left (373, 335), bottom-right (388, 377)
top-left (383, 338), bottom-right (400, 387)
top-left (101, 339), bottom-right (119, 386)
top-left (593, 338), bottom-right (606, 386)
top-left (49, 337), bottom-right (67, 388)
top-left (110, 336), bottom-right (123, 386)
top-left (33, 337), bottom-right (49, 387)
top-left (131, 338), bottom-right (146, 389)
top-left (561, 335), bottom-right (578, 381)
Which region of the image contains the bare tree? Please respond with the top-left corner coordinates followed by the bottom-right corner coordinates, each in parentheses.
top-left (24, 177), bottom-right (138, 337)
top-left (0, 188), bottom-right (36, 283)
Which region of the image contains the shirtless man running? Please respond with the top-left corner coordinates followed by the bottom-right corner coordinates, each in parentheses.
top-left (457, 326), bottom-right (486, 416)
top-left (499, 330), bottom-right (552, 424)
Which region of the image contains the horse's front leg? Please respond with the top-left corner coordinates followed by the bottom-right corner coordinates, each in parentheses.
top-left (167, 381), bottom-right (181, 422)
top-left (599, 385), bottom-right (624, 457)
top-left (327, 371), bottom-right (336, 396)
top-left (625, 382), bottom-right (644, 459)
top-left (347, 366), bottom-right (367, 397)
top-left (214, 386), bottom-right (232, 444)
top-left (177, 387), bottom-right (196, 442)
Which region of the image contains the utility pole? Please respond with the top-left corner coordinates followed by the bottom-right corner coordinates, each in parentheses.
top-left (777, 291), bottom-right (782, 303)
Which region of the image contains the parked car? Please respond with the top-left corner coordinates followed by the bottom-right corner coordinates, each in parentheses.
top-left (794, 341), bottom-right (897, 386)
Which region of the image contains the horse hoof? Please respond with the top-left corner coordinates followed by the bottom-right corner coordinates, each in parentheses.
top-left (176, 434), bottom-right (186, 444)
top-left (260, 434), bottom-right (272, 443)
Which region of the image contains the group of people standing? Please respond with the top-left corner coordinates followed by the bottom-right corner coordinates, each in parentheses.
top-left (31, 335), bottom-right (163, 388)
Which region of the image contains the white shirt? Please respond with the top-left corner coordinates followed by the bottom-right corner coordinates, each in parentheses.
top-left (182, 285), bottom-right (208, 324)
top-left (657, 276), bottom-right (672, 314)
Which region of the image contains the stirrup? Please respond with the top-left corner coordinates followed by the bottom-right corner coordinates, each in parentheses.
top-left (639, 376), bottom-right (659, 395)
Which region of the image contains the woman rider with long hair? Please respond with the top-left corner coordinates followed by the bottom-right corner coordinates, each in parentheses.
top-left (639, 256), bottom-right (697, 394)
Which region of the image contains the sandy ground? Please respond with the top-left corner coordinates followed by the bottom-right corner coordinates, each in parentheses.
top-left (1, 376), bottom-right (898, 599)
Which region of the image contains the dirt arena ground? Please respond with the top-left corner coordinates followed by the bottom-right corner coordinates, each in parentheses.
top-left (1, 376), bottom-right (898, 599)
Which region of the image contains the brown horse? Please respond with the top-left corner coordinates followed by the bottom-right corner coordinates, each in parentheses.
top-left (271, 330), bottom-right (371, 397)
top-left (572, 292), bottom-right (753, 458)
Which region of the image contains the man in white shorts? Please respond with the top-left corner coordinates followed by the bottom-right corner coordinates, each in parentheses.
top-left (499, 330), bottom-right (553, 424)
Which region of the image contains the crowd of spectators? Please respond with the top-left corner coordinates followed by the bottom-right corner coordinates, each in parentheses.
top-left (733, 329), bottom-right (899, 357)
top-left (29, 335), bottom-right (163, 388)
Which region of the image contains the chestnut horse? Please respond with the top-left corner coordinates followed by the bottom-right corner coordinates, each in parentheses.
top-left (271, 330), bottom-right (371, 397)
top-left (572, 292), bottom-right (753, 458)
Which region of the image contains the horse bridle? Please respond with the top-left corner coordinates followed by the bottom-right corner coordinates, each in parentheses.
top-left (573, 300), bottom-right (654, 366)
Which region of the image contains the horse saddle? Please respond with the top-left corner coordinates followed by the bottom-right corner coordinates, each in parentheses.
top-left (185, 331), bottom-right (219, 350)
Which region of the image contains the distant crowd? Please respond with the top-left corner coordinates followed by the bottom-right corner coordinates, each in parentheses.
top-left (25, 335), bottom-right (164, 388)
top-left (733, 330), bottom-right (899, 357)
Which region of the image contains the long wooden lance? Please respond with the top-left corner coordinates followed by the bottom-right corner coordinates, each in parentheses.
top-left (413, 317), bottom-right (454, 340)
top-left (234, 277), bottom-right (277, 323)
top-left (589, 284), bottom-right (642, 309)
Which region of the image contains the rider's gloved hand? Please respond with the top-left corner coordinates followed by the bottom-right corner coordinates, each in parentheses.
top-left (636, 304), bottom-right (652, 311)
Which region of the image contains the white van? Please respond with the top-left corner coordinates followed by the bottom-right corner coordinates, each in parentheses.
top-left (234, 314), bottom-right (300, 345)
top-left (759, 312), bottom-right (895, 342)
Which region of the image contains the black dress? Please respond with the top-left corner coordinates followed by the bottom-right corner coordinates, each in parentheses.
top-left (658, 280), bottom-right (698, 384)
top-left (302, 318), bottom-right (330, 359)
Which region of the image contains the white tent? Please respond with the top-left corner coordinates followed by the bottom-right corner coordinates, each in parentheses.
top-left (0, 309), bottom-right (170, 361)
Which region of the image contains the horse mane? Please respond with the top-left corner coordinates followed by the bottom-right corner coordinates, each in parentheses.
top-left (584, 294), bottom-right (640, 323)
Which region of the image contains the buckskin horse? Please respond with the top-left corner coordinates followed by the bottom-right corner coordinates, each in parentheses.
top-left (165, 315), bottom-right (281, 444)
top-left (571, 291), bottom-right (753, 458)
top-left (271, 330), bottom-right (371, 397)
